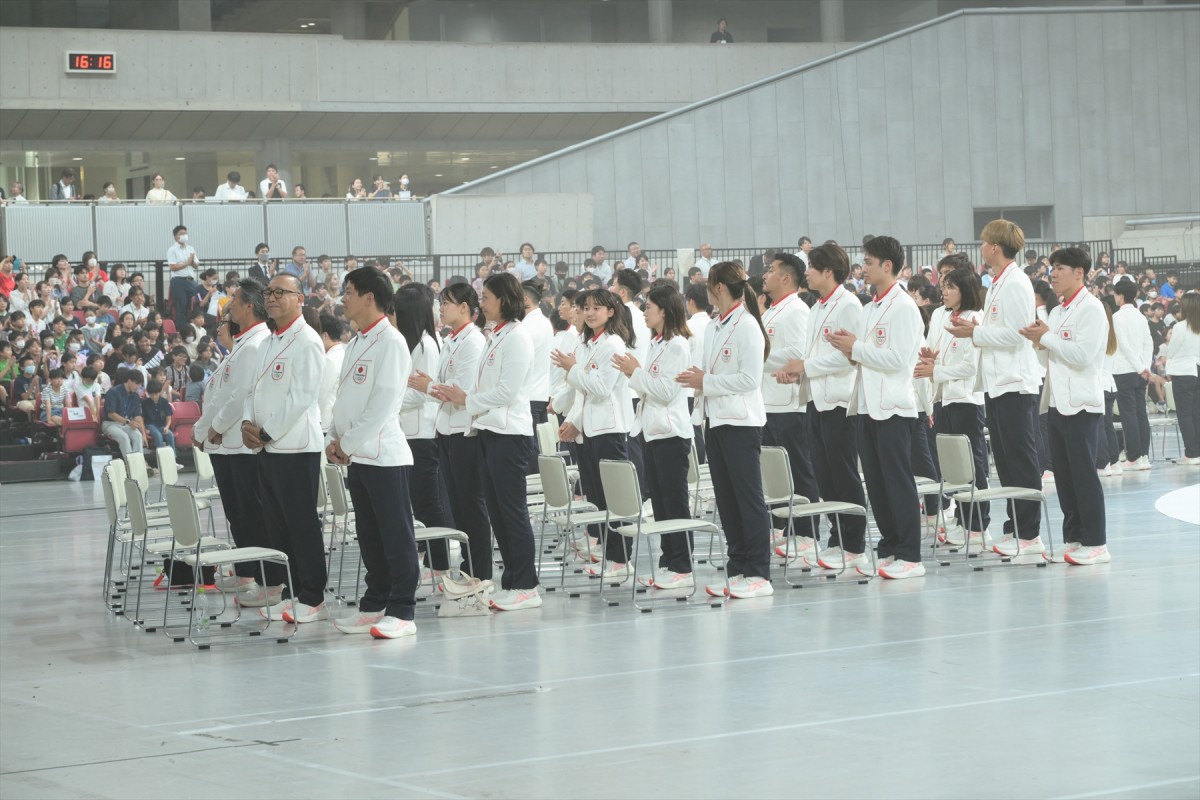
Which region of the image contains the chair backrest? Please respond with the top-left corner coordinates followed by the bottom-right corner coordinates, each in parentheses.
top-left (1166, 380), bottom-right (1176, 412)
top-left (599, 459), bottom-right (643, 521)
top-left (760, 446), bottom-right (794, 503)
top-left (536, 421), bottom-right (558, 457)
top-left (687, 443), bottom-right (699, 486)
top-left (316, 464), bottom-right (329, 512)
top-left (124, 478), bottom-right (149, 539)
top-left (101, 465), bottom-right (119, 525)
top-left (538, 455), bottom-right (573, 509)
top-left (935, 433), bottom-right (975, 487)
top-left (126, 452), bottom-right (149, 497)
top-left (324, 464), bottom-right (351, 516)
top-left (171, 401), bottom-right (202, 448)
top-left (156, 446), bottom-right (180, 486)
top-left (61, 407), bottom-right (100, 453)
top-left (110, 457), bottom-right (128, 508)
top-left (164, 484), bottom-right (203, 548)
top-left (192, 445), bottom-right (214, 482)
top-left (162, 318), bottom-right (177, 335)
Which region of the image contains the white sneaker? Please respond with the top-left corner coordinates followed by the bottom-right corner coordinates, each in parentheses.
top-left (586, 561), bottom-right (631, 580)
top-left (1064, 544), bottom-right (1112, 565)
top-left (438, 594), bottom-right (491, 617)
top-left (237, 583), bottom-right (284, 608)
top-left (258, 599), bottom-right (292, 621)
top-left (440, 574), bottom-right (495, 599)
top-left (963, 531), bottom-right (994, 553)
top-left (637, 568), bottom-right (668, 588)
top-left (769, 532), bottom-right (789, 550)
top-left (1043, 542), bottom-right (1082, 564)
top-left (991, 535), bottom-right (1046, 558)
top-left (283, 600), bottom-right (330, 624)
top-left (774, 536), bottom-right (816, 559)
top-left (857, 555), bottom-right (894, 577)
top-left (1135, 455), bottom-right (1152, 471)
top-left (939, 525), bottom-right (967, 547)
top-left (1178, 456), bottom-right (1200, 466)
top-left (369, 616), bottom-right (418, 639)
top-left (879, 559), bottom-right (926, 579)
top-left (214, 573), bottom-right (255, 593)
top-left (705, 574), bottom-right (739, 597)
top-left (815, 547), bottom-right (867, 571)
top-left (1097, 465), bottom-right (1112, 477)
top-left (489, 587), bottom-right (542, 611)
top-left (1108, 462), bottom-right (1124, 475)
top-left (332, 609), bottom-right (384, 634)
top-left (652, 570), bottom-right (695, 590)
top-left (728, 575), bottom-right (774, 599)
top-left (1041, 470), bottom-right (1055, 482)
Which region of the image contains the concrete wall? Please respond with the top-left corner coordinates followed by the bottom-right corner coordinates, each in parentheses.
top-left (449, 6), bottom-right (1200, 248)
top-left (428, 193), bottom-right (594, 255)
top-left (0, 27), bottom-right (851, 114)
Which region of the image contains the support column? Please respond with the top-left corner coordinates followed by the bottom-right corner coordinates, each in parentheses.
top-left (331, 0), bottom-right (368, 40)
top-left (177, 0), bottom-right (212, 31)
top-left (647, 0), bottom-right (672, 44)
top-left (820, 0), bottom-right (845, 42)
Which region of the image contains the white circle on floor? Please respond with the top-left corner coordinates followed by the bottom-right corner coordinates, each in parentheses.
top-left (1155, 484), bottom-right (1200, 525)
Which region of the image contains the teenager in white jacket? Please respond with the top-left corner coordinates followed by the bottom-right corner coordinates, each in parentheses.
top-left (325, 268), bottom-right (420, 638)
top-left (553, 289), bottom-right (636, 576)
top-left (395, 284), bottom-right (456, 577)
top-left (1019, 247), bottom-right (1111, 565)
top-left (829, 236), bottom-right (925, 579)
top-left (677, 261), bottom-right (773, 599)
top-left (614, 285), bottom-right (695, 589)
top-left (431, 274), bottom-right (540, 612)
top-left (1164, 293), bottom-right (1200, 464)
top-left (410, 283), bottom-right (493, 603)
top-left (916, 264), bottom-right (991, 550)
top-left (521, 282), bottom-right (555, 473)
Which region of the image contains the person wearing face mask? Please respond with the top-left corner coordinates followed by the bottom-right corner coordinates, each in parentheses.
top-left (395, 174), bottom-right (412, 200)
top-left (13, 356), bottom-right (39, 415)
top-left (250, 243), bottom-right (273, 284)
top-left (167, 225), bottom-right (200, 328)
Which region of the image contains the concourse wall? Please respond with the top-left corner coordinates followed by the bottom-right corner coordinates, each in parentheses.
top-left (447, 6), bottom-right (1200, 248)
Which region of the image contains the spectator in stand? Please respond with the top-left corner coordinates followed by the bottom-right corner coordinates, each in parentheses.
top-left (368, 175), bottom-right (391, 199)
top-left (590, 246), bottom-right (613, 284)
top-left (40, 368), bottom-right (68, 425)
top-left (8, 181), bottom-right (29, 204)
top-left (145, 173), bottom-right (177, 204)
top-left (312, 254), bottom-right (341, 293)
top-left (280, 246), bottom-right (310, 285)
top-left (346, 178), bottom-right (367, 200)
top-left (69, 265), bottom-right (102, 311)
top-left (622, 242), bottom-right (641, 271)
top-left (194, 269), bottom-right (224, 330)
top-left (120, 287), bottom-right (151, 325)
top-left (695, 243), bottom-right (715, 272)
top-left (514, 243), bottom-right (538, 281)
top-left (1160, 272), bottom-right (1179, 300)
top-left (292, 183), bottom-right (307, 199)
top-left (1094, 252), bottom-right (1111, 277)
top-left (710, 17), bottom-right (733, 43)
top-left (13, 355), bottom-right (38, 415)
top-left (1111, 280), bottom-right (1154, 471)
top-left (942, 237), bottom-right (956, 255)
top-left (260, 164), bottom-right (287, 200)
top-left (166, 224), bottom-right (199, 327)
top-left (50, 168), bottom-right (78, 201)
top-left (190, 187), bottom-right (206, 201)
top-left (103, 368), bottom-right (146, 455)
top-left (193, 341), bottom-right (219, 377)
top-left (184, 363), bottom-right (206, 404)
top-left (395, 174), bottom-right (412, 199)
top-left (163, 347), bottom-right (190, 397)
top-left (102, 263), bottom-right (129, 305)
top-left (214, 171), bottom-right (248, 202)
top-left (0, 340), bottom-right (15, 401)
top-left (71, 365), bottom-right (104, 418)
top-left (250, 242), bottom-right (274, 284)
top-left (142, 379), bottom-right (176, 453)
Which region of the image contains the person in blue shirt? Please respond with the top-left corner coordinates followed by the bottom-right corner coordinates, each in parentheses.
top-left (102, 368), bottom-right (146, 456)
top-left (1160, 272), bottom-right (1178, 300)
top-left (141, 379), bottom-right (176, 453)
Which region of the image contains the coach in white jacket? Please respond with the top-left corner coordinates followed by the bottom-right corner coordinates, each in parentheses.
top-left (326, 268), bottom-right (420, 639)
top-left (829, 236), bottom-right (925, 579)
top-left (240, 274), bottom-right (328, 624)
top-left (776, 244), bottom-right (868, 570)
top-left (1020, 247), bottom-right (1111, 565)
top-left (947, 220), bottom-right (1043, 558)
top-left (192, 279), bottom-right (273, 600)
top-left (760, 252), bottom-right (821, 556)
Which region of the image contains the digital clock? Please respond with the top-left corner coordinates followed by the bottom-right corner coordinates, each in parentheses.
top-left (65, 52), bottom-right (116, 74)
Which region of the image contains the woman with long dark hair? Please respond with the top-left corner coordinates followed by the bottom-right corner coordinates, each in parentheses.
top-left (552, 289), bottom-right (636, 575)
top-left (1096, 296), bottom-right (1123, 476)
top-left (614, 285), bottom-right (694, 588)
top-left (676, 261), bottom-right (774, 599)
top-left (410, 282), bottom-right (494, 606)
top-left (1165, 293), bottom-right (1200, 465)
top-left (1032, 279), bottom-right (1060, 481)
top-left (431, 273), bottom-right (541, 611)
top-left (916, 266), bottom-right (990, 550)
top-left (394, 284), bottom-right (455, 578)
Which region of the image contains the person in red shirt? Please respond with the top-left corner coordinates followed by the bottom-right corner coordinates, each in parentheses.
top-left (0, 256), bottom-right (16, 297)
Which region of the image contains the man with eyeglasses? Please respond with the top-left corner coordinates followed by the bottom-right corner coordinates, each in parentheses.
top-left (241, 274), bottom-right (328, 624)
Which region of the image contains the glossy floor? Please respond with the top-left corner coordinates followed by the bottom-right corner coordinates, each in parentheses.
top-left (1, 466), bottom-right (1198, 799)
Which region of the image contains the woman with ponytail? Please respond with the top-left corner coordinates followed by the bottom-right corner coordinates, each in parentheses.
top-left (676, 261), bottom-right (774, 599)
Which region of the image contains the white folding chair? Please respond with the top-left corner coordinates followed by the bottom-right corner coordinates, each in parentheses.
top-left (761, 446), bottom-right (812, 556)
top-left (687, 442), bottom-right (722, 566)
top-left (599, 458), bottom-right (724, 610)
top-left (157, 446), bottom-right (221, 502)
top-left (935, 433), bottom-right (1054, 569)
top-left (161, 484), bottom-right (295, 648)
top-left (192, 445), bottom-right (216, 491)
top-left (322, 463), bottom-right (362, 603)
top-left (535, 454), bottom-right (601, 591)
top-left (100, 464), bottom-right (169, 614)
